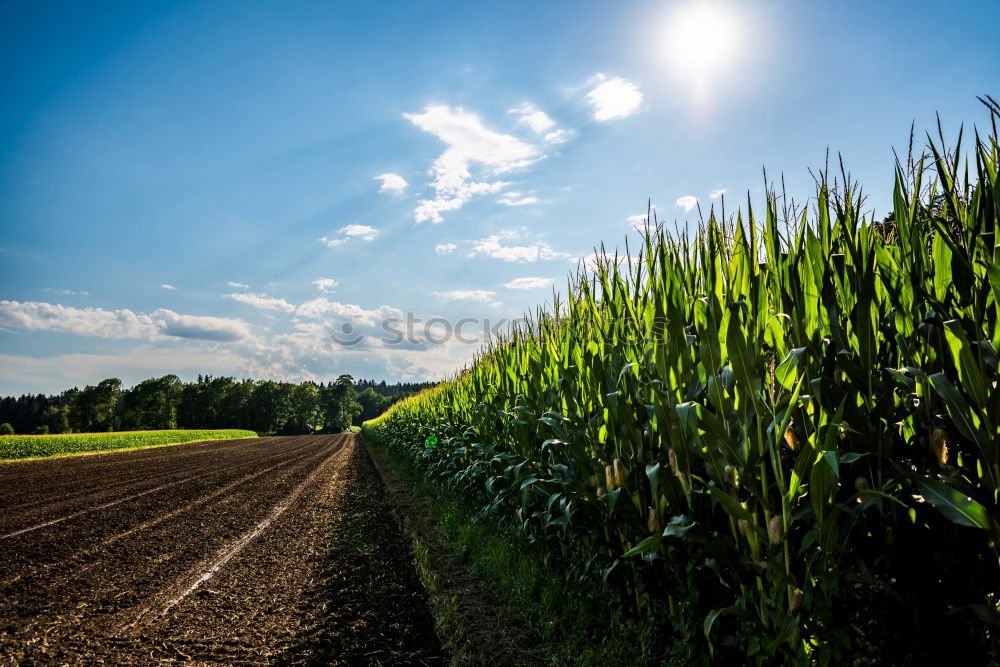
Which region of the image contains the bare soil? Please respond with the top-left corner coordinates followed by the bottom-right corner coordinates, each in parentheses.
top-left (0, 434), bottom-right (442, 665)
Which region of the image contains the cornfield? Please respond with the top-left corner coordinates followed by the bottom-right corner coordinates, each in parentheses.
top-left (0, 429), bottom-right (257, 460)
top-left (364, 102), bottom-right (1000, 664)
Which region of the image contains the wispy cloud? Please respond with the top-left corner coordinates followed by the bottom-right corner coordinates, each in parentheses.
top-left (676, 195), bottom-right (698, 213)
top-left (41, 288), bottom-right (90, 297)
top-left (435, 243), bottom-right (457, 255)
top-left (543, 129), bottom-right (571, 144)
top-left (312, 278), bottom-right (339, 293)
top-left (434, 289), bottom-right (497, 302)
top-left (0, 300), bottom-right (252, 342)
top-left (709, 188), bottom-right (727, 199)
top-left (497, 192), bottom-right (538, 207)
top-left (161, 284), bottom-right (175, 290)
top-left (404, 105), bottom-right (539, 223)
top-left (320, 224), bottom-right (380, 248)
top-left (227, 281), bottom-right (249, 289)
top-left (503, 276), bottom-right (554, 290)
top-left (375, 172), bottom-right (408, 194)
top-left (586, 74), bottom-right (643, 122)
top-left (228, 292), bottom-right (295, 313)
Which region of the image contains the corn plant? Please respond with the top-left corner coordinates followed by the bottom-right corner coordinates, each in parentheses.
top-left (364, 102), bottom-right (1000, 664)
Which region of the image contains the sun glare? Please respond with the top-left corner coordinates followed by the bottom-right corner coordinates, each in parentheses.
top-left (661, 2), bottom-right (741, 85)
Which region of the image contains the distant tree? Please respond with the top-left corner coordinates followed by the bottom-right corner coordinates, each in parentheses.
top-left (355, 386), bottom-right (393, 425)
top-left (1, 373), bottom-right (424, 434)
top-left (68, 378), bottom-right (122, 432)
top-left (283, 382), bottom-right (320, 434)
top-left (33, 425), bottom-right (49, 435)
top-left (248, 380), bottom-right (293, 433)
top-left (122, 374), bottom-right (182, 430)
top-left (0, 423), bottom-right (13, 435)
top-left (320, 375), bottom-right (361, 433)
top-left (40, 405), bottom-right (70, 434)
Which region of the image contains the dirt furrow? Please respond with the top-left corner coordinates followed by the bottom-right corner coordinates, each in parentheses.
top-left (0, 434), bottom-right (442, 665)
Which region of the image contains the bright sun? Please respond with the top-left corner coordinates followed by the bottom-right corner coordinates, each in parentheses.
top-left (662, 2), bottom-right (741, 83)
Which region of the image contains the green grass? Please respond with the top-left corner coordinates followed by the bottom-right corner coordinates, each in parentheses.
top-left (0, 429), bottom-right (258, 461)
top-left (364, 104), bottom-right (1000, 664)
top-left (369, 439), bottom-right (659, 665)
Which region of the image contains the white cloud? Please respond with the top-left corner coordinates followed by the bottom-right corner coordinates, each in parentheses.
top-left (586, 74), bottom-right (643, 122)
top-left (227, 281), bottom-right (249, 289)
top-left (434, 289), bottom-right (497, 302)
top-left (404, 105), bottom-right (539, 223)
top-left (508, 103), bottom-right (556, 133)
top-left (467, 230), bottom-right (571, 263)
top-left (41, 288), bottom-right (89, 297)
top-left (161, 284), bottom-right (175, 290)
top-left (295, 298), bottom-right (401, 327)
top-left (544, 129), bottom-right (571, 144)
top-left (627, 214), bottom-right (649, 224)
top-left (504, 276), bottom-right (554, 290)
top-left (228, 292), bottom-right (295, 313)
top-left (435, 243), bottom-right (457, 255)
top-left (676, 196), bottom-right (699, 213)
top-left (312, 278), bottom-right (339, 293)
top-left (320, 224), bottom-right (380, 248)
top-left (341, 224), bottom-right (379, 240)
top-left (375, 172), bottom-right (408, 194)
top-left (709, 188), bottom-right (727, 199)
top-left (0, 300), bottom-right (252, 343)
top-left (497, 192), bottom-right (539, 207)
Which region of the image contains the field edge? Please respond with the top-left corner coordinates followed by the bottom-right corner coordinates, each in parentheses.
top-left (0, 430), bottom-right (259, 463)
top-left (363, 436), bottom-right (545, 666)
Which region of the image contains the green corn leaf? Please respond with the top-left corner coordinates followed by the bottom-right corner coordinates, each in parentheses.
top-left (914, 476), bottom-right (998, 535)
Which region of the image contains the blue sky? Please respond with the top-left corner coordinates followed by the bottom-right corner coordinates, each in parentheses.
top-left (1, 0), bottom-right (998, 394)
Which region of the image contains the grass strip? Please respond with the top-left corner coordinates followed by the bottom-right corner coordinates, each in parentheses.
top-left (0, 429), bottom-right (258, 461)
top-left (364, 436), bottom-right (660, 666)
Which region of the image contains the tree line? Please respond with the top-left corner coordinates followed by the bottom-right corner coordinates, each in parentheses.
top-left (0, 375), bottom-right (433, 435)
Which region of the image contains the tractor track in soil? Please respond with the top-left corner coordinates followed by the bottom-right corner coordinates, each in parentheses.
top-left (0, 434), bottom-right (442, 665)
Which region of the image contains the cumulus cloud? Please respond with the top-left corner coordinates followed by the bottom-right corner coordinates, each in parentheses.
top-left (320, 224), bottom-right (380, 248)
top-left (497, 192), bottom-right (539, 207)
top-left (586, 74), bottom-right (643, 122)
top-left (228, 293), bottom-right (295, 313)
top-left (312, 278), bottom-right (339, 293)
top-left (504, 277), bottom-right (554, 290)
top-left (295, 298), bottom-right (402, 328)
top-left (627, 214), bottom-right (649, 224)
top-left (508, 103), bottom-right (556, 133)
top-left (676, 196), bottom-right (699, 213)
top-left (158, 311), bottom-right (254, 342)
top-left (161, 284), bottom-right (175, 290)
top-left (0, 300), bottom-right (252, 343)
top-left (467, 230), bottom-right (571, 263)
top-left (404, 105), bottom-right (539, 223)
top-left (375, 172), bottom-right (408, 194)
top-left (434, 289), bottom-right (498, 302)
top-left (227, 281), bottom-right (249, 289)
top-left (709, 188), bottom-right (727, 199)
top-left (435, 243), bottom-right (457, 255)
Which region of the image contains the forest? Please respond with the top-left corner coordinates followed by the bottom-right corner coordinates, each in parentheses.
top-left (0, 375), bottom-right (432, 436)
